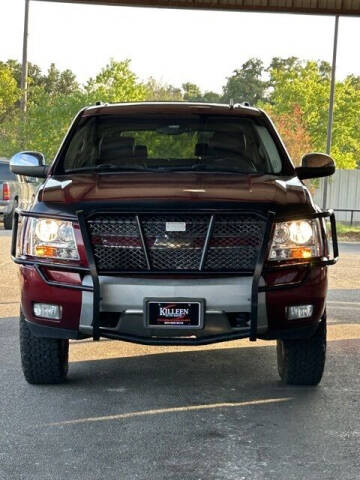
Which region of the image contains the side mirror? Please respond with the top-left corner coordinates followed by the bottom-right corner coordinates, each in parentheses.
top-left (295, 153), bottom-right (335, 180)
top-left (10, 151), bottom-right (49, 178)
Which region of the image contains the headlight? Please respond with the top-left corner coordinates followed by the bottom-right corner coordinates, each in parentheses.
top-left (22, 218), bottom-right (79, 261)
top-left (288, 221), bottom-right (313, 244)
top-left (269, 219), bottom-right (323, 262)
top-left (35, 219), bottom-right (59, 242)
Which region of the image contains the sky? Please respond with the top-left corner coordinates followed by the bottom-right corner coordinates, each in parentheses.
top-left (1, 0), bottom-right (360, 92)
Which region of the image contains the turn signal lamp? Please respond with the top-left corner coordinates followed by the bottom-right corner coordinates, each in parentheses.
top-left (289, 247), bottom-right (313, 259)
top-left (34, 245), bottom-right (58, 258)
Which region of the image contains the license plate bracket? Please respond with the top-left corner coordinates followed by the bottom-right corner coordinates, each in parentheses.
top-left (144, 298), bottom-right (205, 329)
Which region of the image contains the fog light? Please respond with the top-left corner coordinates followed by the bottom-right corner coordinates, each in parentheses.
top-left (287, 305), bottom-right (313, 320)
top-left (33, 303), bottom-right (62, 320)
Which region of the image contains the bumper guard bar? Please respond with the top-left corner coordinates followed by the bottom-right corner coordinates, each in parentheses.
top-left (11, 208), bottom-right (338, 343)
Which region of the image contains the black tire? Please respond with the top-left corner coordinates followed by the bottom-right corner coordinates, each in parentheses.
top-left (276, 318), bottom-right (326, 386)
top-left (3, 211), bottom-right (13, 230)
top-left (3, 200), bottom-right (17, 230)
top-left (19, 314), bottom-right (69, 385)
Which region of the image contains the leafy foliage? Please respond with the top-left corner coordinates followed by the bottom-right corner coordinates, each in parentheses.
top-left (0, 64), bottom-right (20, 118)
top-left (222, 58), bottom-right (267, 105)
top-left (266, 59), bottom-right (360, 168)
top-left (85, 59), bottom-right (146, 105)
top-left (0, 59), bottom-right (147, 160)
top-left (145, 77), bottom-right (182, 101)
top-left (266, 105), bottom-right (313, 166)
top-left (0, 55), bottom-right (359, 170)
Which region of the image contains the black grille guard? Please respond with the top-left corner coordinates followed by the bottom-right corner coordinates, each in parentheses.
top-left (11, 208), bottom-right (339, 342)
top-left (86, 212), bottom-right (267, 274)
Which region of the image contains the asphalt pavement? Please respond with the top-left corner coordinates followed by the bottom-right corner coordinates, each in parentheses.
top-left (0, 224), bottom-right (359, 480)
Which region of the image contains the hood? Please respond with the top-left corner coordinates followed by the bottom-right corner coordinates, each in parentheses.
top-left (37, 172), bottom-right (314, 215)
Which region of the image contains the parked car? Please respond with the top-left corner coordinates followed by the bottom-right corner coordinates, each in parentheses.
top-left (0, 158), bottom-right (38, 229)
top-left (10, 102), bottom-right (338, 386)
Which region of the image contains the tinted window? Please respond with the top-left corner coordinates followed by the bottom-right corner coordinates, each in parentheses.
top-left (0, 163), bottom-right (17, 181)
top-left (61, 115), bottom-right (284, 174)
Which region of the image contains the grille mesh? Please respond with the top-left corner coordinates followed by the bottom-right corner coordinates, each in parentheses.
top-left (205, 215), bottom-right (266, 271)
top-left (87, 213), bottom-right (266, 273)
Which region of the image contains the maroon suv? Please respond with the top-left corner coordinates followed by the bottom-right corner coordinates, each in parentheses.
top-left (10, 102), bottom-right (338, 385)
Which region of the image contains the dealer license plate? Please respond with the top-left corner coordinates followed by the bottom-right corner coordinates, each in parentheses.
top-left (144, 299), bottom-right (204, 328)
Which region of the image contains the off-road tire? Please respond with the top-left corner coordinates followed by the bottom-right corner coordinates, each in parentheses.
top-left (276, 318), bottom-right (326, 386)
top-left (19, 313), bottom-right (69, 385)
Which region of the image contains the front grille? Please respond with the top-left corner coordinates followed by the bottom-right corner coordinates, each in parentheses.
top-left (87, 213), bottom-right (266, 273)
top-left (206, 215), bottom-right (266, 271)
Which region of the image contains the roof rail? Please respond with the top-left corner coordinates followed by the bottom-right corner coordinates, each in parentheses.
top-left (230, 101), bottom-right (252, 109)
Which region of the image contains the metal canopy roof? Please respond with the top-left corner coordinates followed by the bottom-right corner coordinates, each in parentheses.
top-left (34, 0), bottom-right (360, 16)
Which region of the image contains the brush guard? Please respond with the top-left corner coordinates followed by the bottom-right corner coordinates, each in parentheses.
top-left (11, 208), bottom-right (338, 343)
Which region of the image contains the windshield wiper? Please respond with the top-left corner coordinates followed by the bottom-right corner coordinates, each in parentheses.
top-left (65, 164), bottom-right (151, 174)
top-left (189, 164), bottom-right (250, 173)
top-left (65, 163), bottom-right (252, 175)
top-left (157, 164), bottom-right (250, 174)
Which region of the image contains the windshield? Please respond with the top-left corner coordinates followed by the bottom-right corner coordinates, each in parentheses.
top-left (60, 114), bottom-right (283, 174)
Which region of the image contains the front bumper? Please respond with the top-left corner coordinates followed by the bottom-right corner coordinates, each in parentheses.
top-left (13, 209), bottom-right (338, 345)
top-left (17, 259), bottom-right (331, 345)
top-left (79, 274), bottom-right (268, 340)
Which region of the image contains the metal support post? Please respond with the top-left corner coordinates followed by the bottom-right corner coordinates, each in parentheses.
top-left (323, 15), bottom-right (339, 209)
top-left (20, 0), bottom-right (30, 147)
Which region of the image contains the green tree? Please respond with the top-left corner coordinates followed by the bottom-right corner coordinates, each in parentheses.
top-left (201, 91), bottom-right (222, 103)
top-left (20, 90), bottom-right (85, 160)
top-left (266, 104), bottom-right (313, 166)
top-left (222, 58), bottom-right (267, 106)
top-left (0, 64), bottom-right (21, 157)
top-left (182, 82), bottom-right (202, 101)
top-left (43, 63), bottom-right (79, 95)
top-left (182, 83), bottom-right (222, 103)
top-left (346, 74), bottom-right (360, 90)
top-left (268, 56), bottom-right (300, 74)
top-left (145, 77), bottom-right (183, 101)
top-left (0, 60), bottom-right (79, 102)
top-left (0, 64), bottom-right (20, 118)
top-left (145, 79), bottom-right (222, 104)
top-left (86, 59), bottom-right (146, 104)
top-left (266, 59), bottom-right (360, 169)
top-left (0, 59), bottom-right (146, 160)
top-left (0, 59), bottom-right (43, 91)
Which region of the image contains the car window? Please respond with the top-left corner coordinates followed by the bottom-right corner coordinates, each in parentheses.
top-left (255, 126), bottom-right (283, 173)
top-left (61, 115), bottom-right (284, 174)
top-left (0, 163), bottom-right (17, 181)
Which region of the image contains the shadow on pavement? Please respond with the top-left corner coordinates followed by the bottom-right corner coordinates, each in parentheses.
top-left (64, 344), bottom-right (318, 402)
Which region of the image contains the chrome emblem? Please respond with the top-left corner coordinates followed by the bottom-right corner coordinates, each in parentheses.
top-left (166, 222), bottom-right (186, 232)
